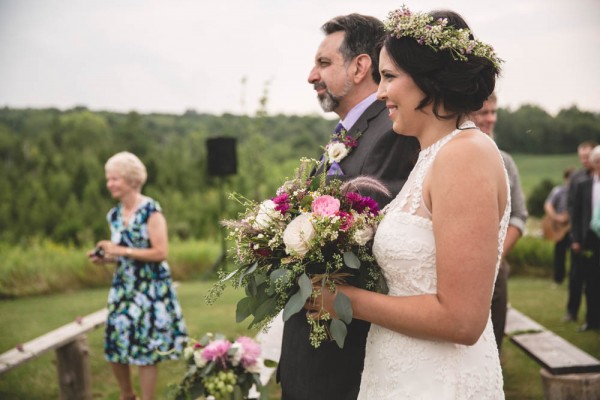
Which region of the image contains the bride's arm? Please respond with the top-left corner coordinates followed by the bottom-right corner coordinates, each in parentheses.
top-left (319, 132), bottom-right (507, 345)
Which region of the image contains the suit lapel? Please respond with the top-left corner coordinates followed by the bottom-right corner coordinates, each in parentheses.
top-left (347, 100), bottom-right (387, 138)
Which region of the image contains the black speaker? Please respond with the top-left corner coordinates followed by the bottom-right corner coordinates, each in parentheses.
top-left (206, 137), bottom-right (237, 176)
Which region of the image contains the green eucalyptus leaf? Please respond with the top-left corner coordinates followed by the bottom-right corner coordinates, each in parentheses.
top-left (238, 262), bottom-right (258, 286)
top-left (236, 297), bottom-right (254, 322)
top-left (298, 273), bottom-right (313, 299)
top-left (221, 267), bottom-right (241, 283)
top-left (249, 297), bottom-right (277, 327)
top-left (246, 276), bottom-right (258, 297)
top-left (343, 251), bottom-right (361, 270)
top-left (282, 290), bottom-right (305, 321)
top-left (263, 358), bottom-right (278, 368)
top-left (333, 290), bottom-right (353, 324)
top-left (270, 268), bottom-right (292, 284)
top-left (282, 273), bottom-right (313, 321)
top-left (330, 319), bottom-right (348, 348)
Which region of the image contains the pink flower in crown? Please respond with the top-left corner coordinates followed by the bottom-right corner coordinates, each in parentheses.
top-left (311, 195), bottom-right (341, 217)
top-left (235, 336), bottom-right (261, 368)
top-left (201, 339), bottom-right (231, 362)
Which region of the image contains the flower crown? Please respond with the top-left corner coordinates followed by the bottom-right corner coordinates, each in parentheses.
top-left (383, 5), bottom-right (502, 69)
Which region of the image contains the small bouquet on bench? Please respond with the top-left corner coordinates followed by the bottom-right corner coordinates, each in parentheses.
top-left (207, 158), bottom-right (389, 348)
top-left (174, 333), bottom-right (264, 400)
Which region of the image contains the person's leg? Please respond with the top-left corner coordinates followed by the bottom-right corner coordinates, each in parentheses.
top-left (139, 364), bottom-right (158, 400)
top-left (566, 251), bottom-right (584, 320)
top-left (583, 246), bottom-right (600, 329)
top-left (110, 362), bottom-right (136, 400)
top-left (554, 235), bottom-right (569, 284)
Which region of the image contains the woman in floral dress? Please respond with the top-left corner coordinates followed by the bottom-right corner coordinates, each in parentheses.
top-left (90, 151), bottom-right (187, 400)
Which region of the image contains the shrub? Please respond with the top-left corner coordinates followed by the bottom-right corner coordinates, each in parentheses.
top-left (0, 239), bottom-right (220, 298)
top-left (527, 179), bottom-right (555, 218)
top-left (506, 236), bottom-right (553, 277)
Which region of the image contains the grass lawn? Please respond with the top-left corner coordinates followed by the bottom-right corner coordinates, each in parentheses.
top-left (1, 277), bottom-right (598, 399)
top-left (512, 153), bottom-right (579, 198)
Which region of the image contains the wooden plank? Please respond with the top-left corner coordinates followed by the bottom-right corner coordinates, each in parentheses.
top-left (506, 307), bottom-right (600, 375)
top-left (511, 331), bottom-right (600, 374)
top-left (0, 308), bottom-right (107, 374)
top-left (505, 307), bottom-right (545, 335)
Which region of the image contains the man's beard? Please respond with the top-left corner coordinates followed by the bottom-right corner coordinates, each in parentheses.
top-left (316, 79), bottom-right (352, 112)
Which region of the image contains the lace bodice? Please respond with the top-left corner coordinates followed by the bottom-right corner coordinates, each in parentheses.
top-left (358, 123), bottom-right (507, 399)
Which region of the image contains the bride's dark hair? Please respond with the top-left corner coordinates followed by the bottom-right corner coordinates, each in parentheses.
top-left (382, 10), bottom-right (499, 124)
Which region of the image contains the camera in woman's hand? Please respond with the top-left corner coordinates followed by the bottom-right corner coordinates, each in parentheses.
top-left (93, 247), bottom-right (105, 258)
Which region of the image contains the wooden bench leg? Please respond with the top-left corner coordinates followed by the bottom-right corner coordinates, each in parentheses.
top-left (540, 368), bottom-right (600, 400)
top-left (56, 335), bottom-right (93, 400)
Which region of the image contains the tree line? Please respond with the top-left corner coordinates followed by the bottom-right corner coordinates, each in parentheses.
top-left (1, 104), bottom-right (599, 245)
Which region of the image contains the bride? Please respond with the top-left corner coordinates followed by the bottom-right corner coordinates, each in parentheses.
top-left (308, 7), bottom-right (507, 399)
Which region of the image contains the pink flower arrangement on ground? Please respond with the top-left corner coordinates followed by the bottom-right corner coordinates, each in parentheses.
top-left (208, 158), bottom-right (390, 348)
top-left (175, 333), bottom-right (267, 400)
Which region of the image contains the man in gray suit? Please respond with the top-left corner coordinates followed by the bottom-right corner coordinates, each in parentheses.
top-left (277, 14), bottom-right (419, 400)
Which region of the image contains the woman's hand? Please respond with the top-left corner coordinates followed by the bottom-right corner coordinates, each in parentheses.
top-left (304, 283), bottom-right (346, 319)
top-left (94, 240), bottom-right (127, 259)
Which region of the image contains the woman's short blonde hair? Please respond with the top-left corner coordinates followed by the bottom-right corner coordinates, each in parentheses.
top-left (105, 151), bottom-right (147, 190)
top-left (589, 145), bottom-right (600, 164)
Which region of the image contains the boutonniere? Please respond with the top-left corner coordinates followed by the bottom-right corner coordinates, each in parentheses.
top-left (324, 128), bottom-right (362, 176)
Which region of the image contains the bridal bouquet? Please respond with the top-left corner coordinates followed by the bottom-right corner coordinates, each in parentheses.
top-left (207, 158), bottom-right (388, 348)
top-left (174, 333), bottom-right (264, 400)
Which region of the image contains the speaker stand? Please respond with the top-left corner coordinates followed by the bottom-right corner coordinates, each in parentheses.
top-left (210, 176), bottom-right (228, 274)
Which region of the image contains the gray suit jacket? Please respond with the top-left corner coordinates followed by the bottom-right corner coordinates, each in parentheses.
top-left (278, 99), bottom-right (419, 400)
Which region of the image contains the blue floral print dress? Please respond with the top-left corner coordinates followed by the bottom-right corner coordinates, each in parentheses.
top-left (104, 196), bottom-right (187, 365)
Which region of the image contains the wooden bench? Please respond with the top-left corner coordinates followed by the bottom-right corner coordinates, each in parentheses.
top-left (0, 308), bottom-right (107, 400)
top-left (505, 307), bottom-right (600, 399)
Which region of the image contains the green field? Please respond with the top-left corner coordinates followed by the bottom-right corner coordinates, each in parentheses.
top-left (512, 153), bottom-right (579, 197)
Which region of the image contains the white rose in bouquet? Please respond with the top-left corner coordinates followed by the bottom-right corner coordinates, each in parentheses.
top-left (283, 213), bottom-right (316, 257)
top-left (253, 200), bottom-right (278, 229)
top-left (353, 225), bottom-right (375, 246)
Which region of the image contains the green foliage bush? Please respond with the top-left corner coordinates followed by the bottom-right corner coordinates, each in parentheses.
top-left (0, 239), bottom-right (220, 298)
top-left (505, 236), bottom-right (553, 277)
top-left (526, 179), bottom-right (556, 217)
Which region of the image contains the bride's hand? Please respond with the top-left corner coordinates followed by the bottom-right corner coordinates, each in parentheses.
top-left (304, 284), bottom-right (340, 319)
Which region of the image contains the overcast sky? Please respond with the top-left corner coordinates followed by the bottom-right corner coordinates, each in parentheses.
top-left (1, 0), bottom-right (599, 118)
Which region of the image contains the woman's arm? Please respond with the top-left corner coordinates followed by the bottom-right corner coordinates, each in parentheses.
top-left (96, 212), bottom-right (169, 262)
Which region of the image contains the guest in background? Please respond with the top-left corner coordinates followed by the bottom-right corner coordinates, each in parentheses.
top-left (564, 140), bottom-right (597, 322)
top-left (544, 167), bottom-right (575, 284)
top-left (89, 151), bottom-right (187, 400)
top-left (470, 92), bottom-right (528, 353)
top-left (569, 145), bottom-right (600, 331)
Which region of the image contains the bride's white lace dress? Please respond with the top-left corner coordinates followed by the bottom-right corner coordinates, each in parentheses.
top-left (358, 123), bottom-right (507, 399)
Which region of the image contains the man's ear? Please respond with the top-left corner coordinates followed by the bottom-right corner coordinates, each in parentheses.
top-left (352, 54), bottom-right (373, 84)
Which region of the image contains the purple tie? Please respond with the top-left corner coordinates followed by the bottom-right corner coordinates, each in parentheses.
top-left (334, 122), bottom-right (344, 134)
